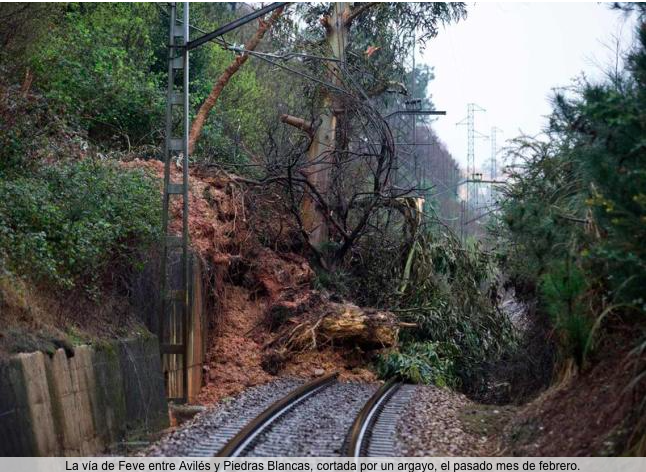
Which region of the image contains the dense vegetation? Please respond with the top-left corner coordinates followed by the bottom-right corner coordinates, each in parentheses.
top-left (2, 4), bottom-right (643, 454)
top-left (496, 8), bottom-right (645, 366)
top-left (0, 3), bottom-right (274, 297)
top-left (0, 3), bottom-right (515, 387)
top-left (1, 3), bottom-right (272, 157)
top-left (492, 4), bottom-right (646, 451)
top-left (341, 216), bottom-right (514, 388)
top-left (0, 158), bottom-right (160, 292)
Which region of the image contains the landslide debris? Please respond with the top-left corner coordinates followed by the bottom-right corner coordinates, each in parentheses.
top-left (127, 160), bottom-right (388, 402)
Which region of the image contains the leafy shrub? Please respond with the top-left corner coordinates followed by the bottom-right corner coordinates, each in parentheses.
top-left (539, 261), bottom-right (591, 366)
top-left (341, 211), bottom-right (515, 385)
top-left (396, 230), bottom-right (515, 381)
top-left (496, 20), bottom-right (646, 368)
top-left (0, 159), bottom-right (161, 291)
top-left (377, 341), bottom-right (459, 387)
top-left (493, 9), bottom-right (646, 451)
top-left (30, 3), bottom-right (165, 147)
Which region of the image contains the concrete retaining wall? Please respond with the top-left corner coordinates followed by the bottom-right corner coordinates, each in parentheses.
top-left (0, 336), bottom-right (168, 456)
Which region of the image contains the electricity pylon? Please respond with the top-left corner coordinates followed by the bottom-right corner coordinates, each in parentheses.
top-left (489, 126), bottom-right (503, 204)
top-left (456, 103), bottom-right (487, 234)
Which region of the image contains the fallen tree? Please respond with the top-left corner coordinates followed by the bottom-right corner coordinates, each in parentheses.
top-left (260, 291), bottom-right (415, 374)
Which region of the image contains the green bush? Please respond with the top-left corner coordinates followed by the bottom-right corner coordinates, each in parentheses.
top-left (342, 212), bottom-right (515, 385)
top-left (539, 261), bottom-right (591, 366)
top-left (495, 8), bottom-right (646, 377)
top-left (30, 3), bottom-right (165, 147)
top-left (394, 228), bottom-right (515, 378)
top-left (0, 159), bottom-right (161, 291)
top-left (377, 341), bottom-right (459, 387)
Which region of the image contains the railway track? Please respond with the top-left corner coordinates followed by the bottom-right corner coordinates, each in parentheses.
top-left (216, 373), bottom-right (339, 457)
top-left (209, 374), bottom-right (412, 458)
top-left (344, 377), bottom-right (407, 457)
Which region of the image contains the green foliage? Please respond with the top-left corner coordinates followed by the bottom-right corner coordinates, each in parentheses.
top-left (376, 341), bottom-right (459, 387)
top-left (1, 2), bottom-right (270, 160)
top-left (0, 159), bottom-right (161, 291)
top-left (394, 229), bottom-right (515, 379)
top-left (495, 13), bottom-right (646, 370)
top-left (30, 3), bottom-right (165, 147)
top-left (189, 45), bottom-right (270, 161)
top-left (344, 211), bottom-right (515, 385)
top-left (539, 261), bottom-right (591, 366)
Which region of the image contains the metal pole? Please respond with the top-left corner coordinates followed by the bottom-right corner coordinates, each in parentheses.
top-left (160, 1), bottom-right (190, 403)
top-left (181, 0), bottom-right (190, 405)
top-left (160, 1), bottom-right (177, 385)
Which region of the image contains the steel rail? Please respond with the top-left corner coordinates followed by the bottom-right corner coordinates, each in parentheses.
top-left (344, 377), bottom-right (402, 457)
top-left (216, 372), bottom-right (338, 457)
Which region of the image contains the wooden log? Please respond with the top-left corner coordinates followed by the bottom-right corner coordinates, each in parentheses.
top-left (265, 296), bottom-right (405, 352)
top-left (318, 303), bottom-right (398, 348)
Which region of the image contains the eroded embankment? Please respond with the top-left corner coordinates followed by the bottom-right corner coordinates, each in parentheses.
top-left (126, 160), bottom-right (393, 404)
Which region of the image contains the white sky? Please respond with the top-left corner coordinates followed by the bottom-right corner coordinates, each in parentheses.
top-left (419, 1), bottom-right (638, 172)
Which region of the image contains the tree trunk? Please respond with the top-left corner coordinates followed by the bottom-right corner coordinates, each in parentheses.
top-left (301, 3), bottom-right (350, 248)
top-left (188, 7), bottom-right (284, 154)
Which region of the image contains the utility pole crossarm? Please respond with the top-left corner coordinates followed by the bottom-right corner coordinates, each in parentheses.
top-left (385, 110), bottom-right (446, 119)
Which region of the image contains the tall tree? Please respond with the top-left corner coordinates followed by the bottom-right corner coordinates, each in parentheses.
top-left (284, 2), bottom-right (466, 250)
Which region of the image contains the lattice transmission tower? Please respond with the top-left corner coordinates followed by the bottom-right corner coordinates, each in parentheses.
top-left (489, 126), bottom-right (503, 204)
top-left (456, 103), bottom-right (487, 221)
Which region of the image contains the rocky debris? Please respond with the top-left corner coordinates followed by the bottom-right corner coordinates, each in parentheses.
top-left (394, 385), bottom-right (495, 456)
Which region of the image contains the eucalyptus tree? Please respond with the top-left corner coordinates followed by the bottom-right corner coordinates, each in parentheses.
top-left (275, 2), bottom-right (467, 260)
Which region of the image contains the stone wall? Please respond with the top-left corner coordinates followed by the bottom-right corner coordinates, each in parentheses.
top-left (0, 336), bottom-right (168, 456)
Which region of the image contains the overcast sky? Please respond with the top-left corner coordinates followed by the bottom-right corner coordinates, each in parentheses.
top-left (419, 2), bottom-right (638, 173)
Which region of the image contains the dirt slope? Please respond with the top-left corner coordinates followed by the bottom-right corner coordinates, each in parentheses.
top-left (501, 329), bottom-right (644, 456)
top-left (127, 160), bottom-right (378, 404)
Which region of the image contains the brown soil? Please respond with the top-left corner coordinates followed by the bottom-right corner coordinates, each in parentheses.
top-left (279, 348), bottom-right (377, 383)
top-left (0, 260), bottom-right (146, 359)
top-left (197, 285), bottom-right (272, 403)
top-left (501, 329), bottom-right (645, 456)
top-left (124, 160), bottom-right (384, 404)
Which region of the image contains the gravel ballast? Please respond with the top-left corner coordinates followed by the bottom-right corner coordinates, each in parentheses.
top-left (245, 382), bottom-right (377, 456)
top-left (144, 378), bottom-right (304, 456)
top-left (144, 379), bottom-right (497, 457)
top-left (393, 385), bottom-right (495, 456)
